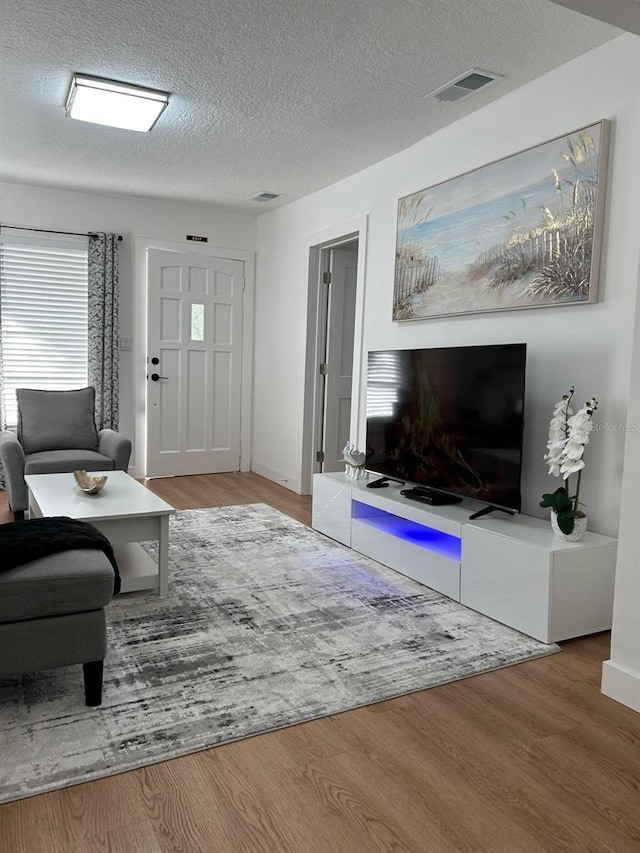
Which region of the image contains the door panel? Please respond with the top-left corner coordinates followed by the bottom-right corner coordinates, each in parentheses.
top-left (146, 249), bottom-right (244, 477)
top-left (322, 245), bottom-right (358, 472)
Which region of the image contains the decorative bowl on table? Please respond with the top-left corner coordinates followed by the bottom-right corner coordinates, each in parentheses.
top-left (73, 470), bottom-right (108, 494)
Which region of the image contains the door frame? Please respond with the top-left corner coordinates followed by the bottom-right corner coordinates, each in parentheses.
top-left (134, 236), bottom-right (255, 479)
top-left (301, 215), bottom-right (368, 495)
top-left (315, 241), bottom-right (359, 473)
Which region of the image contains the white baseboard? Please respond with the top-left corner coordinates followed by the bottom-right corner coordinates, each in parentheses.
top-left (601, 659), bottom-right (640, 713)
top-left (251, 461), bottom-right (302, 494)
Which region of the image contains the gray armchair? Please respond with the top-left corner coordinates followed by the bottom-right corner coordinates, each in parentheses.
top-left (0, 387), bottom-right (131, 519)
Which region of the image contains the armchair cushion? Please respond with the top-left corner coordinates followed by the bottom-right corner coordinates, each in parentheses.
top-left (17, 387), bottom-right (99, 454)
top-left (0, 516), bottom-right (121, 595)
top-left (24, 449), bottom-right (115, 475)
top-left (0, 549), bottom-right (115, 622)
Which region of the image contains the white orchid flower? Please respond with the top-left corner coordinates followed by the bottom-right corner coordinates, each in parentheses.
top-left (567, 418), bottom-right (592, 434)
top-left (560, 458), bottom-right (586, 478)
top-left (543, 393), bottom-right (573, 467)
top-left (544, 389), bottom-right (598, 511)
top-left (547, 444), bottom-right (563, 457)
top-left (563, 446), bottom-right (586, 461)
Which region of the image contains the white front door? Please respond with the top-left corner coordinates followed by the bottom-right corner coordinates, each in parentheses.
top-left (322, 244), bottom-right (358, 472)
top-left (146, 248), bottom-right (244, 477)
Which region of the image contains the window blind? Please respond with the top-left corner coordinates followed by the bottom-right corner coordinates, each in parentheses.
top-left (0, 236), bottom-right (89, 427)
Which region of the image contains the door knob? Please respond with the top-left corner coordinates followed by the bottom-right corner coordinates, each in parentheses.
top-left (150, 373), bottom-right (168, 381)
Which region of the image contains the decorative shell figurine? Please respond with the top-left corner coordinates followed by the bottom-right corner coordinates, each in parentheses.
top-left (342, 443), bottom-right (368, 480)
top-left (73, 470), bottom-right (108, 494)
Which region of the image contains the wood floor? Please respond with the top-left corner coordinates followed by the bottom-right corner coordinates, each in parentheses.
top-left (2, 472), bottom-right (640, 852)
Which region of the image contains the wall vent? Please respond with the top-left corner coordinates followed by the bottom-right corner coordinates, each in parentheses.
top-left (427, 69), bottom-right (502, 103)
top-left (248, 191), bottom-right (282, 202)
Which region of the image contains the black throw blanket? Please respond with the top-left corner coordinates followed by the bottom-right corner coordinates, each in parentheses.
top-left (0, 516), bottom-right (121, 594)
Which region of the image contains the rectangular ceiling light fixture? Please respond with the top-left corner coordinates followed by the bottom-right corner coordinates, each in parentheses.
top-left (65, 74), bottom-right (169, 132)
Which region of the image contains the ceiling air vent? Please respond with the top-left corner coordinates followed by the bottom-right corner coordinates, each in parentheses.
top-left (427, 69), bottom-right (502, 103)
top-left (248, 191), bottom-right (282, 203)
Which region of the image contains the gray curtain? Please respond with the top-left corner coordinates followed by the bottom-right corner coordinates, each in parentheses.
top-left (88, 233), bottom-right (120, 431)
top-left (0, 294), bottom-right (5, 490)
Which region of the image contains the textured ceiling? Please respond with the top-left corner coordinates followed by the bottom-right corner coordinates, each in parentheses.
top-left (0, 0), bottom-right (623, 215)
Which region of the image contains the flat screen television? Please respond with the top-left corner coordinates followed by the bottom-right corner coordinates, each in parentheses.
top-left (365, 343), bottom-right (527, 512)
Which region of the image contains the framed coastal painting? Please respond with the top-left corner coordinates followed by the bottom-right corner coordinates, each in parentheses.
top-left (393, 120), bottom-right (610, 321)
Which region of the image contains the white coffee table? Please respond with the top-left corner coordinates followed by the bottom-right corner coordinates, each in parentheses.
top-left (25, 470), bottom-right (175, 596)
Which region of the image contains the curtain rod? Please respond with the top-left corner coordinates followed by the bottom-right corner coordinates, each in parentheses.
top-left (0, 224), bottom-right (123, 240)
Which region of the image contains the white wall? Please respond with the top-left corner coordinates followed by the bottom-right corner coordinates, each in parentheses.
top-left (255, 34), bottom-right (640, 536)
top-left (0, 182), bottom-right (256, 473)
top-left (602, 207), bottom-right (640, 713)
top-left (254, 32), bottom-right (640, 715)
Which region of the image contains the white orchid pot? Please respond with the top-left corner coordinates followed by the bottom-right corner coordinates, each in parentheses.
top-left (551, 512), bottom-right (588, 542)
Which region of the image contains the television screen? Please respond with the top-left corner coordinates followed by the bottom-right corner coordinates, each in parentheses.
top-left (366, 343), bottom-right (527, 512)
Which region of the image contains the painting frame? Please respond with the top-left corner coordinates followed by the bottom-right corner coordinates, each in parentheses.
top-left (393, 120), bottom-right (610, 322)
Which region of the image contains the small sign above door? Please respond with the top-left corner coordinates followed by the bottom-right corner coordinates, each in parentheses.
top-left (186, 235), bottom-right (208, 242)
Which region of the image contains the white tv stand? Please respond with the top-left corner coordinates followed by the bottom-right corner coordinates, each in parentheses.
top-left (312, 472), bottom-right (617, 643)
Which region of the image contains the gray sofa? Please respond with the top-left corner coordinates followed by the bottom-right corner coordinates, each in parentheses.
top-left (0, 386), bottom-right (131, 519)
top-left (0, 547), bottom-right (115, 705)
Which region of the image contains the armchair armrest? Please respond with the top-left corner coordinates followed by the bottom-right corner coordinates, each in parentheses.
top-left (98, 429), bottom-right (132, 472)
top-left (0, 430), bottom-right (27, 513)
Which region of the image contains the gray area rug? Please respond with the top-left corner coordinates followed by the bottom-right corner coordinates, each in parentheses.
top-left (0, 504), bottom-right (558, 804)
